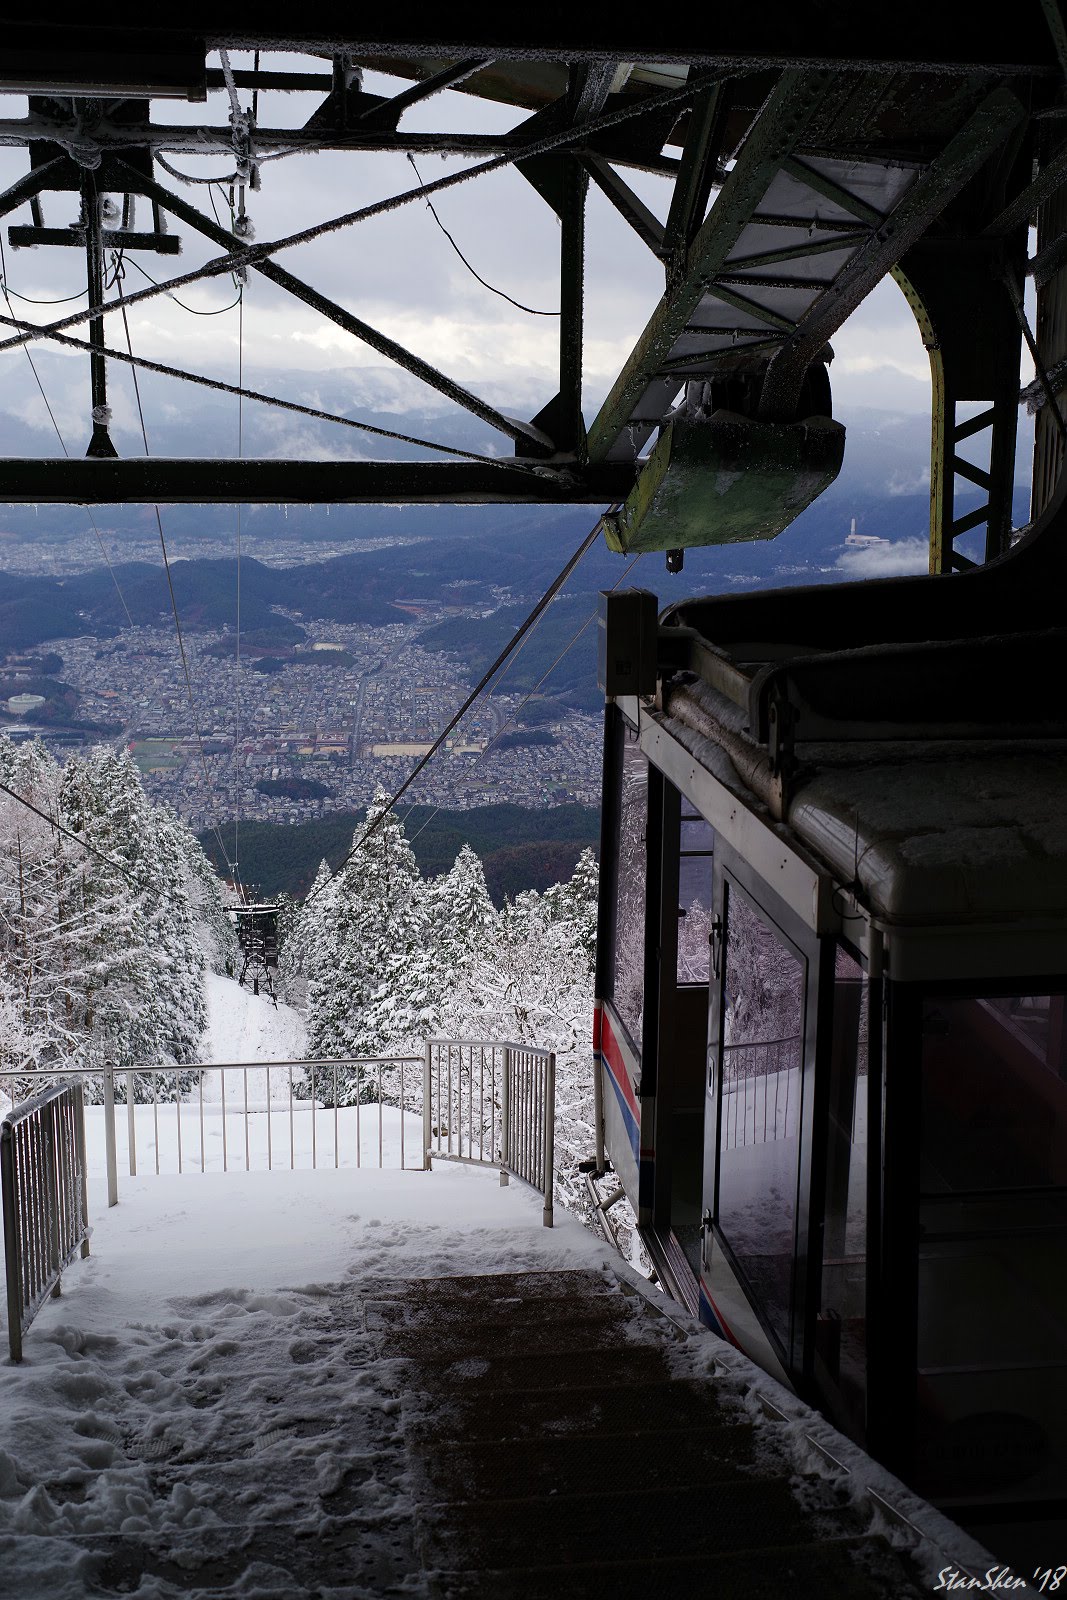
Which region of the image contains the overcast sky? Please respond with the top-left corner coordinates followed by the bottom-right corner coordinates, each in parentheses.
top-left (0, 52), bottom-right (957, 462)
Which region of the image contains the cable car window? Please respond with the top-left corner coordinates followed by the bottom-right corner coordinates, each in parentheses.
top-left (717, 883), bottom-right (805, 1357)
top-left (612, 738), bottom-right (648, 1049)
top-left (678, 803), bottom-right (714, 986)
top-left (916, 992), bottom-right (1067, 1506)
top-left (815, 945), bottom-right (869, 1442)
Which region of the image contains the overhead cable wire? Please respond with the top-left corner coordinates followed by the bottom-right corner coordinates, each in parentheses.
top-left (123, 253), bottom-right (244, 317)
top-left (0, 69), bottom-right (718, 367)
top-left (0, 238), bottom-right (133, 626)
top-left (0, 305), bottom-right (556, 474)
top-left (218, 48), bottom-right (245, 125)
top-left (0, 281), bottom-right (87, 306)
top-left (407, 154), bottom-right (559, 316)
top-left (113, 270), bottom-right (236, 876)
top-left (405, 551), bottom-right (643, 851)
top-left (303, 512), bottom-right (615, 904)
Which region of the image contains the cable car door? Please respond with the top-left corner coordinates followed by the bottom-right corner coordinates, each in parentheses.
top-left (700, 863), bottom-right (809, 1374)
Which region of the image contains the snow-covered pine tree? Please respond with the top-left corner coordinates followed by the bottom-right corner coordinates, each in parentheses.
top-left (0, 735), bottom-right (226, 1104)
top-left (540, 846), bottom-right (598, 971)
top-left (304, 794), bottom-right (429, 1101)
top-left (279, 862), bottom-right (333, 1010)
top-left (457, 849), bottom-right (599, 1217)
top-left (0, 740), bottom-right (88, 1098)
top-left (422, 844), bottom-right (497, 1038)
top-left (58, 747), bottom-right (206, 1097)
top-left (166, 805), bottom-right (237, 977)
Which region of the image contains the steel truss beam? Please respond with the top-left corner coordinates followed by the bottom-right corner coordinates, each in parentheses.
top-left (895, 238), bottom-right (1025, 573)
top-left (0, 17), bottom-right (1054, 77)
top-left (0, 120), bottom-right (683, 178)
top-left (0, 458), bottom-right (636, 504)
top-left (757, 86), bottom-right (1027, 421)
top-left (585, 69), bottom-right (835, 463)
top-left (0, 72), bottom-right (719, 456)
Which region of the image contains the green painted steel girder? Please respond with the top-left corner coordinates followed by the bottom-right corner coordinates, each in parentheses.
top-left (600, 410), bottom-right (845, 554)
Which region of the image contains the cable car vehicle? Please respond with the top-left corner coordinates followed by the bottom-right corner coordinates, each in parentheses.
top-left (593, 476), bottom-right (1067, 1569)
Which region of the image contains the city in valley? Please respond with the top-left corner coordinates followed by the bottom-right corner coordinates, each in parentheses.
top-left (1, 610), bottom-right (602, 831)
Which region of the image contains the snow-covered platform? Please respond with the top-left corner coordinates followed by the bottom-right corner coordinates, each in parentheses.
top-left (0, 1162), bottom-right (995, 1597)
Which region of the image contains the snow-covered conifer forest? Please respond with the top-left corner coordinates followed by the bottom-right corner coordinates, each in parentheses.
top-left (0, 750), bottom-right (603, 1221)
top-left (0, 737), bottom-right (235, 1099)
top-left (282, 790), bottom-right (600, 1215)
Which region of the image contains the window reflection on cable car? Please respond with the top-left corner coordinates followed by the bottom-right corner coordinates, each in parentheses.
top-left (816, 946), bottom-right (869, 1442)
top-left (613, 738), bottom-right (647, 1051)
top-left (716, 884), bottom-right (805, 1360)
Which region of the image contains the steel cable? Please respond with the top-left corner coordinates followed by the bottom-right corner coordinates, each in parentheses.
top-left (303, 511), bottom-right (616, 903)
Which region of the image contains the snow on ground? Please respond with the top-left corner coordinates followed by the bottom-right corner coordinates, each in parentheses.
top-left (198, 973), bottom-right (307, 1103)
top-left (97, 1102), bottom-right (426, 1182)
top-left (0, 1155), bottom-right (603, 1598)
top-left (0, 975), bottom-right (608, 1596)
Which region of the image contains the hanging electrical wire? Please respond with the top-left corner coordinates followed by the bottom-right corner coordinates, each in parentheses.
top-left (407, 155), bottom-right (559, 317)
top-left (156, 154), bottom-right (240, 187)
top-left (304, 512), bottom-right (616, 906)
top-left (111, 264), bottom-right (238, 881)
top-left (0, 281), bottom-right (87, 307)
top-left (122, 254), bottom-right (244, 317)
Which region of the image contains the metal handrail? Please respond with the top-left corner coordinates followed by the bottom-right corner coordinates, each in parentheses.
top-left (720, 1035), bottom-right (801, 1150)
top-left (1, 1080), bottom-right (91, 1362)
top-left (0, 1057), bottom-right (426, 1204)
top-left (424, 1039), bottom-right (555, 1227)
top-left (0, 1039), bottom-right (557, 1226)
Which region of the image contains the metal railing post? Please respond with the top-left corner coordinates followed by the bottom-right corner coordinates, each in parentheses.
top-left (1, 1121), bottom-right (22, 1362)
top-left (499, 1046), bottom-right (511, 1186)
top-left (126, 1071), bottom-right (137, 1176)
top-left (422, 1041), bottom-right (432, 1170)
top-left (103, 1063), bottom-right (118, 1207)
top-left (543, 1052), bottom-right (556, 1229)
top-left (45, 1101), bottom-right (61, 1292)
top-left (73, 1083), bottom-right (90, 1259)
top-left (2, 1083), bottom-right (91, 1362)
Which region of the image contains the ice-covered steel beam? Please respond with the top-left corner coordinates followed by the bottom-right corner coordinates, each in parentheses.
top-left (0, 117), bottom-right (520, 158)
top-left (0, 459), bottom-right (637, 504)
top-left (5, 14), bottom-right (1051, 74)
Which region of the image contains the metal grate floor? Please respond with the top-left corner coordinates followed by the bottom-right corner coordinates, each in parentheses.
top-left (366, 1267), bottom-right (927, 1600)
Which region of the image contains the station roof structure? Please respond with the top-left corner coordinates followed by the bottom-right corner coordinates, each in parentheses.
top-left (0, 9), bottom-right (1060, 586)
